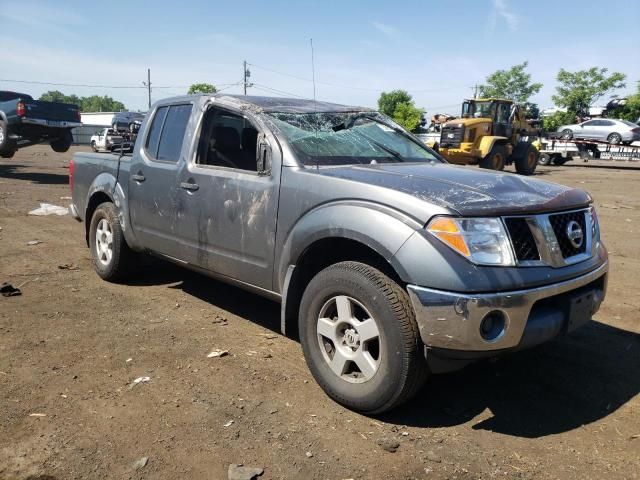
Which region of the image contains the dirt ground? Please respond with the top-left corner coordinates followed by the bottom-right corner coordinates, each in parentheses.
top-left (1, 145), bottom-right (639, 480)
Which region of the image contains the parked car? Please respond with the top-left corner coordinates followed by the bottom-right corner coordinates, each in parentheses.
top-left (90, 128), bottom-right (134, 153)
top-left (557, 118), bottom-right (640, 144)
top-left (0, 91), bottom-right (82, 158)
top-left (112, 111), bottom-right (145, 133)
top-left (69, 94), bottom-right (608, 414)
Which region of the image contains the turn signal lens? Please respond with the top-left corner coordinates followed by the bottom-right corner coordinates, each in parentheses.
top-left (427, 218), bottom-right (470, 257)
top-left (427, 217), bottom-right (515, 266)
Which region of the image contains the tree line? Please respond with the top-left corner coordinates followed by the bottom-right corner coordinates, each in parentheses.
top-left (378, 62), bottom-right (639, 133)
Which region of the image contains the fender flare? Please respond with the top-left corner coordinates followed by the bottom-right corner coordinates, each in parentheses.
top-left (84, 173), bottom-right (144, 251)
top-left (478, 136), bottom-right (510, 156)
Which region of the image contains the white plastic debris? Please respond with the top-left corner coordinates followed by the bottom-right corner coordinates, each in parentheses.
top-left (29, 413), bottom-right (47, 417)
top-left (28, 203), bottom-right (68, 216)
top-left (27, 240), bottom-right (42, 246)
top-left (129, 376), bottom-right (151, 389)
top-left (207, 349), bottom-right (229, 358)
top-left (223, 420), bottom-right (234, 427)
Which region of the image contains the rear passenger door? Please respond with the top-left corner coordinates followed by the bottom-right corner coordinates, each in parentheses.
top-left (128, 102), bottom-right (193, 256)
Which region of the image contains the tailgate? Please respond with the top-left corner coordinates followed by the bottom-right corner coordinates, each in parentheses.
top-left (23, 99), bottom-right (80, 122)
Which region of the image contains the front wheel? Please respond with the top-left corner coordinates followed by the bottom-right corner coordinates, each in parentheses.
top-left (560, 129), bottom-right (573, 140)
top-left (538, 152), bottom-right (551, 165)
top-left (89, 202), bottom-right (134, 282)
top-left (299, 261), bottom-right (428, 414)
top-left (480, 144), bottom-right (506, 171)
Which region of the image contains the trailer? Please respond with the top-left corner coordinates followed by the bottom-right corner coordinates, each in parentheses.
top-left (538, 134), bottom-right (640, 165)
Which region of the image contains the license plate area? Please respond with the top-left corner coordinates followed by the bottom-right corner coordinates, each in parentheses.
top-left (567, 290), bottom-right (595, 332)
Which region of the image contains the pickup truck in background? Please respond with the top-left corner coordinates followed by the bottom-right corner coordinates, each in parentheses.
top-left (112, 111), bottom-right (145, 133)
top-left (69, 94), bottom-right (608, 414)
top-left (0, 90), bottom-right (82, 158)
top-left (90, 128), bottom-right (134, 153)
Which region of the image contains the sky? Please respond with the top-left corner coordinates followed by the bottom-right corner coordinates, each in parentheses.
top-left (1, 0), bottom-right (638, 114)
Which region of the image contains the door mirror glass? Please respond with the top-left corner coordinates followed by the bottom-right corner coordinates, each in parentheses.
top-left (256, 134), bottom-right (271, 176)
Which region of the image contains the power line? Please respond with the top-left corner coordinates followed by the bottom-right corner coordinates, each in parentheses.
top-left (247, 62), bottom-right (472, 93)
top-left (252, 83), bottom-right (305, 98)
top-left (0, 78), bottom-right (243, 90)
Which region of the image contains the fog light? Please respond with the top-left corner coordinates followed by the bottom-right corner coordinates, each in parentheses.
top-left (480, 311), bottom-right (506, 341)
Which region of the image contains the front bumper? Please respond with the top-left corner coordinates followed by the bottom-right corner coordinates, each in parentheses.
top-left (406, 261), bottom-right (608, 353)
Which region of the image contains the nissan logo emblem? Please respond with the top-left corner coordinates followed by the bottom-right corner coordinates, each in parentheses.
top-left (566, 220), bottom-right (584, 249)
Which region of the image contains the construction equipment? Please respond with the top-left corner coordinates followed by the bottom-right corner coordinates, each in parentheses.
top-left (438, 98), bottom-right (539, 175)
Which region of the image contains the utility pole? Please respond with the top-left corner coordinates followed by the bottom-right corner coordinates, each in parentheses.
top-left (142, 69), bottom-right (152, 109)
top-left (243, 61), bottom-right (252, 95)
top-left (472, 84), bottom-right (479, 99)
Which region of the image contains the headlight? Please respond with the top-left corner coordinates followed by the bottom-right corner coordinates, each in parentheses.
top-left (426, 217), bottom-right (515, 266)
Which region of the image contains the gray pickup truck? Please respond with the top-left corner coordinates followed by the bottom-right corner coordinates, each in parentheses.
top-left (69, 94), bottom-right (608, 414)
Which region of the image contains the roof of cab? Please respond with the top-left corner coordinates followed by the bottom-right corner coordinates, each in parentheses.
top-left (162, 93), bottom-right (373, 114)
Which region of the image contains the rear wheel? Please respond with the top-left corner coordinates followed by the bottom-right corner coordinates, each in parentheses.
top-left (480, 144), bottom-right (506, 171)
top-left (299, 261), bottom-right (428, 414)
top-left (90, 141), bottom-right (98, 152)
top-left (89, 202), bottom-right (135, 282)
top-left (538, 152), bottom-right (551, 165)
top-left (607, 132), bottom-right (622, 145)
top-left (553, 155), bottom-right (567, 166)
top-left (515, 144), bottom-right (538, 175)
top-left (50, 130), bottom-right (72, 153)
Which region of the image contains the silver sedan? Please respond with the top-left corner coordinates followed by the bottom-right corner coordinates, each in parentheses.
top-left (557, 118), bottom-right (640, 144)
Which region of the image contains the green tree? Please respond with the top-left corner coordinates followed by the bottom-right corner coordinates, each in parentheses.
top-left (188, 83), bottom-right (217, 95)
top-left (542, 111), bottom-right (576, 132)
top-left (479, 61), bottom-right (542, 102)
top-left (378, 90), bottom-right (413, 117)
top-left (610, 81), bottom-right (640, 122)
top-left (392, 102), bottom-right (425, 132)
top-left (39, 90), bottom-right (81, 106)
top-left (80, 95), bottom-right (126, 112)
top-left (552, 67), bottom-right (626, 116)
top-left (479, 61), bottom-right (542, 118)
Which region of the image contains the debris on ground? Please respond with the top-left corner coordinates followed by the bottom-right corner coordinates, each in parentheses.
top-left (133, 456), bottom-right (149, 470)
top-left (207, 349), bottom-right (229, 358)
top-left (28, 413), bottom-right (47, 417)
top-left (376, 438), bottom-right (400, 453)
top-left (258, 333), bottom-right (278, 339)
top-left (58, 263), bottom-right (80, 270)
top-left (129, 376), bottom-right (151, 389)
top-left (305, 451), bottom-right (313, 458)
top-left (28, 203), bottom-right (68, 216)
top-left (425, 450), bottom-right (442, 463)
top-left (227, 463), bottom-right (264, 480)
top-left (27, 240), bottom-right (42, 246)
top-left (223, 420), bottom-right (234, 427)
top-left (1, 282), bottom-right (21, 297)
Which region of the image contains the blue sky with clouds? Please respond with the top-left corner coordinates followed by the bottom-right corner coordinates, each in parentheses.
top-left (1, 0), bottom-right (638, 113)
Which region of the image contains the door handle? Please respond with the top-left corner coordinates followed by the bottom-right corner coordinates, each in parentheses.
top-left (132, 173), bottom-right (145, 182)
top-left (180, 182), bottom-right (199, 191)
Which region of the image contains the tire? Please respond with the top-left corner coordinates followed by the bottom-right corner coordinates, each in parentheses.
top-left (538, 152), bottom-right (551, 165)
top-left (607, 132), bottom-right (622, 145)
top-left (88, 202), bottom-right (134, 282)
top-left (480, 144), bottom-right (506, 171)
top-left (561, 129), bottom-right (573, 140)
top-left (90, 141), bottom-right (98, 152)
top-left (299, 261), bottom-right (429, 414)
top-left (553, 155), bottom-right (567, 166)
top-left (50, 130), bottom-right (72, 153)
top-left (515, 144), bottom-right (538, 175)
top-left (0, 120), bottom-right (9, 151)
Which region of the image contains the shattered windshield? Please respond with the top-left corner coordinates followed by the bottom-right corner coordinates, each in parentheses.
top-left (265, 111), bottom-right (442, 166)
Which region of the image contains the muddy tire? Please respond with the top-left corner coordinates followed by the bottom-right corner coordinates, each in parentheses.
top-left (515, 144), bottom-right (538, 175)
top-left (480, 144), bottom-right (506, 171)
top-left (89, 202), bottom-right (134, 282)
top-left (299, 261), bottom-right (429, 414)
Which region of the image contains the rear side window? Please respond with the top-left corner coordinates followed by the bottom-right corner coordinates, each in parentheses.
top-left (145, 106), bottom-right (168, 157)
top-left (157, 104), bottom-right (192, 162)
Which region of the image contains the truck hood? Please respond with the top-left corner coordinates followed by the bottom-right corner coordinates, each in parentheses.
top-left (316, 162), bottom-right (591, 216)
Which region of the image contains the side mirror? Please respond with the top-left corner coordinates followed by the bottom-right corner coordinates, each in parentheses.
top-left (256, 133), bottom-right (272, 176)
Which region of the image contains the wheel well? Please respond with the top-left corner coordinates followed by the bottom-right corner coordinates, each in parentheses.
top-left (282, 237), bottom-right (403, 340)
top-left (84, 192), bottom-right (112, 246)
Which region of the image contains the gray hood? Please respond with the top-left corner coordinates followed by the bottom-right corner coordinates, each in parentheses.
top-left (315, 162), bottom-right (591, 216)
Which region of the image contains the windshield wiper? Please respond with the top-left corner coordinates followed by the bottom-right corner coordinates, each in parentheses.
top-left (359, 133), bottom-right (405, 162)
